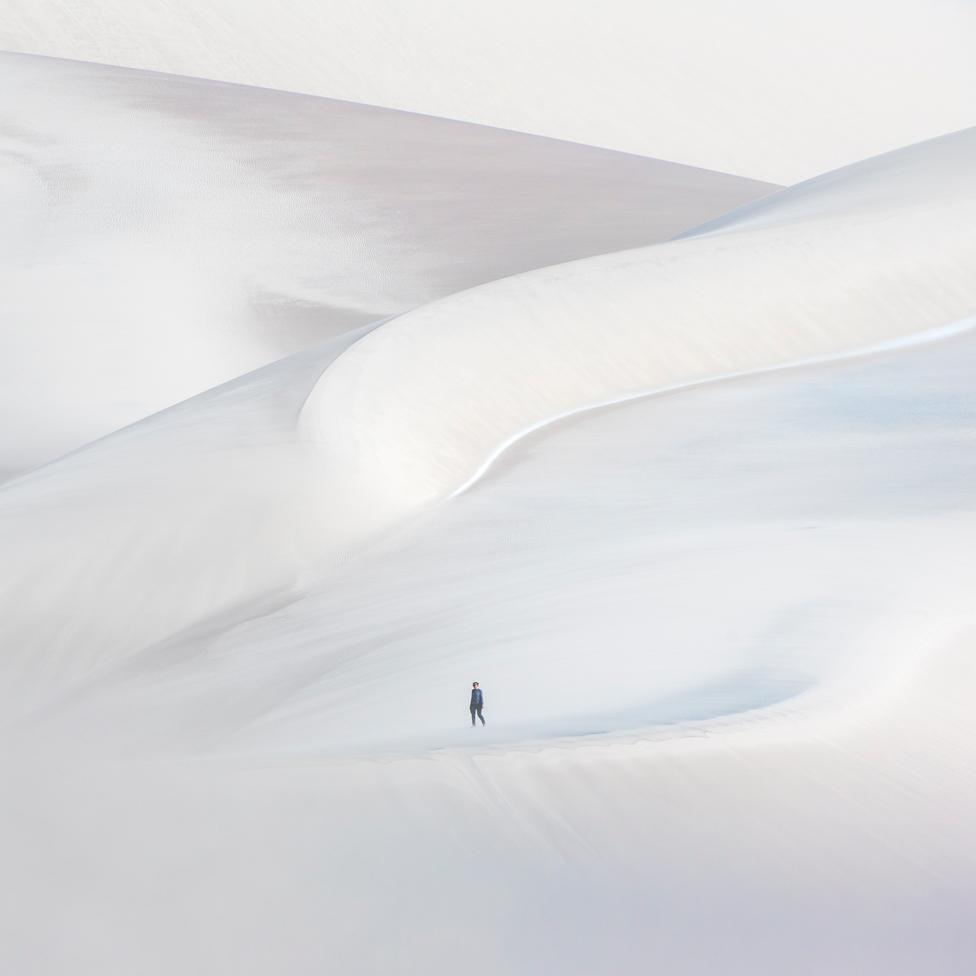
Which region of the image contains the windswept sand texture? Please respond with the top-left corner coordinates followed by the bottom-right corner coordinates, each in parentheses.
top-left (2, 15), bottom-right (976, 976)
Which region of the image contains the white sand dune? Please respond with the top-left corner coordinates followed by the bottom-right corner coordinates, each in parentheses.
top-left (299, 127), bottom-right (976, 548)
top-left (3, 128), bottom-right (973, 719)
top-left (3, 1), bottom-right (976, 182)
top-left (2, 47), bottom-right (976, 976)
top-left (0, 52), bottom-right (771, 474)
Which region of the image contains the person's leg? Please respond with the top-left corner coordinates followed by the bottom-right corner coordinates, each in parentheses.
top-left (470, 706), bottom-right (476, 727)
top-left (478, 706), bottom-right (486, 726)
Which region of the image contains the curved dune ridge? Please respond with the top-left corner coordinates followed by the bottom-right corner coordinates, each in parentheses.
top-left (299, 127), bottom-right (976, 550)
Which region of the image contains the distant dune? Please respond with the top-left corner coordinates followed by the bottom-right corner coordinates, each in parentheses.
top-left (0, 53), bottom-right (773, 473)
top-left (3, 0), bottom-right (976, 181)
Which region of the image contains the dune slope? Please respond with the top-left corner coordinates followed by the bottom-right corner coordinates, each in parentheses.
top-left (0, 52), bottom-right (771, 473)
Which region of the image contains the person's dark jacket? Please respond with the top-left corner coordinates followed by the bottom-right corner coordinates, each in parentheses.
top-left (470, 688), bottom-right (483, 708)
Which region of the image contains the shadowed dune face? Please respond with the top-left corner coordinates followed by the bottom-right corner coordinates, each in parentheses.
top-left (0, 52), bottom-right (774, 474)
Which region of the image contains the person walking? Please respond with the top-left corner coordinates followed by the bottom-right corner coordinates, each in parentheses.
top-left (469, 681), bottom-right (485, 727)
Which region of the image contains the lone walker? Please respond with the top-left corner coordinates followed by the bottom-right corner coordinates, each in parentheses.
top-left (469, 681), bottom-right (485, 727)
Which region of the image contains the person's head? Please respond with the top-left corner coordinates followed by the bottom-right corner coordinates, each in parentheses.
top-left (472, 681), bottom-right (479, 688)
